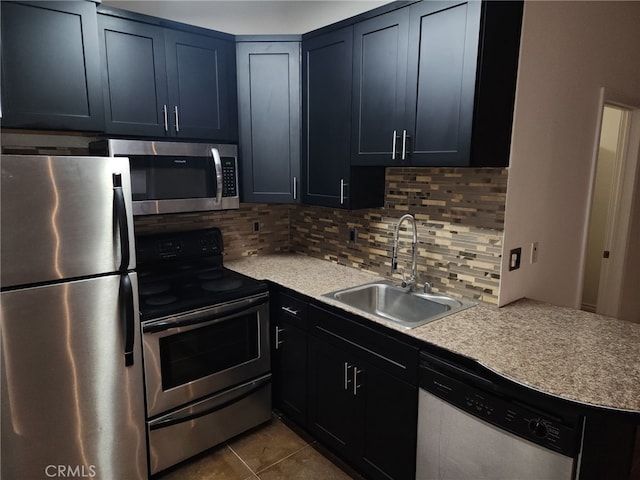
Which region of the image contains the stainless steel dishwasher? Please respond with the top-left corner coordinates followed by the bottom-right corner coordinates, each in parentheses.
top-left (416, 351), bottom-right (583, 480)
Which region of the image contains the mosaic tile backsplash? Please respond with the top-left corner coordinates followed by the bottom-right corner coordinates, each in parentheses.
top-left (135, 168), bottom-right (507, 304)
top-left (290, 168), bottom-right (507, 305)
top-left (2, 132), bottom-right (507, 304)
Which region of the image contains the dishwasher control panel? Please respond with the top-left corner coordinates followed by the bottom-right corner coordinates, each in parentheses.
top-left (420, 358), bottom-right (581, 457)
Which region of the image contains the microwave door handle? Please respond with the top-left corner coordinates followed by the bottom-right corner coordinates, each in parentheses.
top-left (211, 147), bottom-right (223, 206)
top-left (113, 173), bottom-right (130, 272)
top-left (119, 273), bottom-right (135, 367)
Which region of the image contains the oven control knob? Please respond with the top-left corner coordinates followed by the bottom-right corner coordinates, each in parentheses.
top-left (528, 419), bottom-right (548, 438)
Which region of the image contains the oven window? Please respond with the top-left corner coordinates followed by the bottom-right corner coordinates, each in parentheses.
top-left (159, 312), bottom-right (259, 390)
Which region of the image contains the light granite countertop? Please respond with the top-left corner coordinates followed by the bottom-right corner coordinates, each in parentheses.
top-left (226, 253), bottom-right (640, 414)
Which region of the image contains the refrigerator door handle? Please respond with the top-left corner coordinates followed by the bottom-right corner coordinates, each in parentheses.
top-left (120, 273), bottom-right (135, 367)
top-left (113, 173), bottom-right (131, 272)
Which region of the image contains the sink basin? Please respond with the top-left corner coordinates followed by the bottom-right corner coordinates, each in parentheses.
top-left (323, 281), bottom-right (475, 329)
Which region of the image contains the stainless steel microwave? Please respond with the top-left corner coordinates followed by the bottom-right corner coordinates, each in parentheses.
top-left (91, 139), bottom-right (240, 216)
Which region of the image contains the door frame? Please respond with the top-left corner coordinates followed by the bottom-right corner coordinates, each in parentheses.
top-left (580, 87), bottom-right (640, 317)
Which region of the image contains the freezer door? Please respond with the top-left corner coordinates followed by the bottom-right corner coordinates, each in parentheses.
top-left (1, 273), bottom-right (147, 480)
top-left (1, 155), bottom-right (135, 288)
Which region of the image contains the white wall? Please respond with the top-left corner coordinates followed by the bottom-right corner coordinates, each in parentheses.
top-left (499, 1), bottom-right (640, 308)
top-left (101, 1), bottom-right (391, 35)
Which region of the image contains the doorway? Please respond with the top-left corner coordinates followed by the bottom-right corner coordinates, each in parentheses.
top-left (581, 92), bottom-right (640, 319)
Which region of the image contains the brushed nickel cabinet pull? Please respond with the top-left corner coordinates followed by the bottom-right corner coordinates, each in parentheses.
top-left (340, 179), bottom-right (348, 205)
top-left (281, 306), bottom-right (299, 316)
top-left (163, 105), bottom-right (168, 131)
top-left (353, 368), bottom-right (364, 396)
top-left (275, 326), bottom-right (285, 350)
top-left (392, 130), bottom-right (398, 160)
top-left (344, 362), bottom-right (353, 390)
top-left (402, 130), bottom-right (408, 160)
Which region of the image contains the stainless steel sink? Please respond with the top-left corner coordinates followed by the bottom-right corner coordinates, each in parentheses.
top-left (323, 280), bottom-right (475, 329)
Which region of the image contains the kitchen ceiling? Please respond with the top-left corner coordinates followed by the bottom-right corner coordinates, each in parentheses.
top-left (101, 1), bottom-right (393, 35)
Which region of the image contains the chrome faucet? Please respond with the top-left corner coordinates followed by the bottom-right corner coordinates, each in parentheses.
top-left (391, 214), bottom-right (418, 290)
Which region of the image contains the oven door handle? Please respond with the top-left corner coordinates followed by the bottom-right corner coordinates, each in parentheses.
top-left (148, 374), bottom-right (271, 431)
top-left (142, 294), bottom-right (268, 334)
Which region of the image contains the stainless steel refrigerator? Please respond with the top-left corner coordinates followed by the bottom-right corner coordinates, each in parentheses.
top-left (1, 155), bottom-right (148, 479)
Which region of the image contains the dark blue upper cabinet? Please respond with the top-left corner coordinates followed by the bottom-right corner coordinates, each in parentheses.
top-left (98, 15), bottom-right (168, 137)
top-left (302, 27), bottom-right (386, 209)
top-left (97, 9), bottom-right (238, 142)
top-left (351, 7), bottom-right (410, 165)
top-left (404, 1), bottom-right (481, 166)
top-left (351, 0), bottom-right (523, 167)
top-left (302, 27), bottom-right (354, 208)
top-left (165, 30), bottom-right (237, 141)
top-left (236, 41), bottom-right (301, 204)
top-left (1, 1), bottom-right (104, 131)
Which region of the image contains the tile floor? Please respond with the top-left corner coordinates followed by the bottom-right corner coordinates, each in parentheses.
top-left (154, 415), bottom-right (360, 480)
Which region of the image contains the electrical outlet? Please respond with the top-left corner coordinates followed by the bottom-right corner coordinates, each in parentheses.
top-left (253, 221), bottom-right (260, 233)
top-left (349, 228), bottom-right (358, 243)
top-left (509, 247), bottom-right (522, 271)
top-left (530, 242), bottom-right (539, 264)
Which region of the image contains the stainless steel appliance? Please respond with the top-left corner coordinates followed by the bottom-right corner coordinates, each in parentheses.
top-left (1, 155), bottom-right (147, 479)
top-left (136, 228), bottom-right (271, 474)
top-left (416, 351), bottom-right (583, 480)
top-left (91, 139), bottom-right (240, 215)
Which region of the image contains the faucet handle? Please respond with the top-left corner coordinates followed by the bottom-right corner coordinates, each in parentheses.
top-left (400, 268), bottom-right (415, 290)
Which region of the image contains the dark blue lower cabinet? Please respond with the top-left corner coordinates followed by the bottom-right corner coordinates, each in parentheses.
top-left (307, 304), bottom-right (418, 480)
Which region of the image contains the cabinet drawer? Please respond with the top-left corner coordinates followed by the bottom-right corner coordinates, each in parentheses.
top-left (277, 292), bottom-right (308, 329)
top-left (309, 303), bottom-right (418, 384)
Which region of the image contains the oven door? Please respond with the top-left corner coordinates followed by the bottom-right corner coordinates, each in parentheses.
top-left (141, 293), bottom-right (269, 417)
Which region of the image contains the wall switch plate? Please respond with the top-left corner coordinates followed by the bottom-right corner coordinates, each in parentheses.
top-left (530, 242), bottom-right (539, 264)
top-left (509, 247), bottom-right (522, 271)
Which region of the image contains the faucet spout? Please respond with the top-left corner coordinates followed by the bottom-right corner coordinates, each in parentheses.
top-left (391, 214), bottom-right (418, 290)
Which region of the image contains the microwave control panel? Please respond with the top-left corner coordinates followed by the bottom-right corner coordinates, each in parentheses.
top-left (221, 158), bottom-right (237, 197)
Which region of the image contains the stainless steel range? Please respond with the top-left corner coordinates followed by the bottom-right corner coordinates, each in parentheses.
top-left (136, 228), bottom-right (271, 475)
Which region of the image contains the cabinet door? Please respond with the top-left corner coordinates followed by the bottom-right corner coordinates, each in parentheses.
top-left (301, 27), bottom-right (353, 208)
top-left (165, 30), bottom-right (237, 141)
top-left (405, 1), bottom-right (481, 166)
top-left (98, 15), bottom-right (169, 136)
top-left (273, 291), bottom-right (308, 427)
top-left (351, 8), bottom-right (409, 166)
top-left (273, 317), bottom-right (308, 426)
top-left (237, 42), bottom-right (301, 203)
top-left (356, 359), bottom-right (417, 480)
top-left (0, 1), bottom-right (104, 131)
top-left (308, 335), bottom-right (356, 456)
